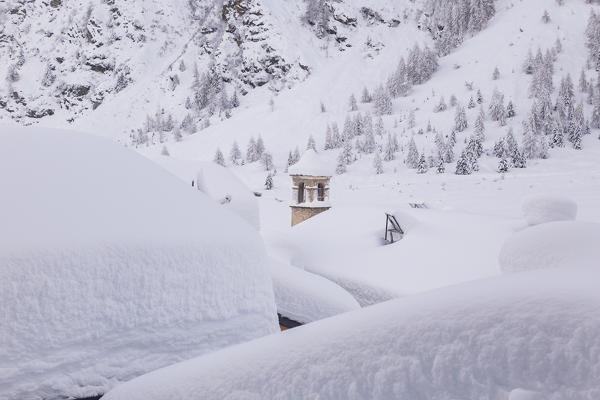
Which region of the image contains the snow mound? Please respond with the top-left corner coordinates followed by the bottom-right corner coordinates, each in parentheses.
top-left (103, 268), bottom-right (600, 400)
top-left (195, 162), bottom-right (260, 230)
top-left (0, 126), bottom-right (277, 400)
top-left (389, 210), bottom-right (420, 232)
top-left (288, 149), bottom-right (332, 176)
top-left (269, 258), bottom-right (360, 324)
top-left (499, 221), bottom-right (600, 273)
top-left (522, 195), bottom-right (577, 226)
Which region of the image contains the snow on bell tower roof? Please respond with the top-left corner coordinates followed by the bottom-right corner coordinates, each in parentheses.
top-left (288, 149), bottom-right (331, 177)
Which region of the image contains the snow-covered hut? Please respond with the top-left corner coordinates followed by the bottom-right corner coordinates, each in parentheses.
top-left (288, 149), bottom-right (332, 226)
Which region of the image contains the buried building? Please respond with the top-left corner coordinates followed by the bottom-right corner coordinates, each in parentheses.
top-left (288, 149), bottom-right (332, 226)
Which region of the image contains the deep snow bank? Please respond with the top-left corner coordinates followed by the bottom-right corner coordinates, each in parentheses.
top-left (522, 195), bottom-right (578, 227)
top-left (499, 221), bottom-right (600, 273)
top-left (104, 267), bottom-right (600, 400)
top-left (153, 157), bottom-right (260, 230)
top-left (269, 258), bottom-right (360, 324)
top-left (0, 126), bottom-right (277, 400)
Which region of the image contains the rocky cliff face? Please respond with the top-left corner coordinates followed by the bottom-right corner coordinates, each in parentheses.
top-left (0, 0), bottom-right (413, 135)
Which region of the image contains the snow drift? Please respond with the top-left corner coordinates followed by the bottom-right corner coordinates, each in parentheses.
top-left (522, 195), bottom-right (578, 227)
top-left (0, 126), bottom-right (278, 400)
top-left (269, 258), bottom-right (360, 324)
top-left (499, 221), bottom-right (600, 273)
top-left (103, 267), bottom-right (600, 400)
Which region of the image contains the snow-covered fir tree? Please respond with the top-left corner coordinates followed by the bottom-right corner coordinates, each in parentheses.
top-left (489, 89), bottom-right (506, 122)
top-left (264, 173), bottom-right (273, 190)
top-left (230, 141), bottom-right (242, 165)
top-left (406, 137), bottom-right (420, 169)
top-left (454, 105), bottom-right (468, 132)
top-left (214, 148), bottom-right (225, 166)
top-left (306, 134), bottom-right (317, 152)
top-left (383, 133), bottom-right (396, 161)
top-left (434, 96), bottom-right (448, 113)
top-left (361, 87), bottom-right (372, 103)
top-left (161, 145), bottom-right (170, 156)
top-left (246, 137), bottom-right (258, 163)
top-left (262, 151), bottom-right (274, 171)
top-left (416, 154), bottom-right (428, 174)
top-left (492, 66), bottom-right (500, 80)
top-left (373, 85), bottom-right (393, 115)
top-left (497, 156), bottom-right (510, 173)
top-left (349, 94), bottom-right (358, 111)
top-left (373, 152), bottom-right (384, 174)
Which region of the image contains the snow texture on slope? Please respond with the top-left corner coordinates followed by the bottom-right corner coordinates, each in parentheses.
top-left (499, 221), bottom-right (600, 273)
top-left (0, 125), bottom-right (278, 400)
top-left (104, 267), bottom-right (600, 400)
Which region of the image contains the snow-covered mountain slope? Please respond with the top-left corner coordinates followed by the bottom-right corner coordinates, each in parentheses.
top-left (0, 0), bottom-right (415, 136)
top-left (135, 0), bottom-right (596, 165)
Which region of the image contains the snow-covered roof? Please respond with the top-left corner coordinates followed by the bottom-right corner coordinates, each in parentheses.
top-left (0, 126), bottom-right (277, 400)
top-left (103, 265), bottom-right (600, 400)
top-left (288, 149), bottom-right (332, 177)
top-left (269, 258), bottom-right (359, 324)
top-left (155, 157), bottom-right (260, 230)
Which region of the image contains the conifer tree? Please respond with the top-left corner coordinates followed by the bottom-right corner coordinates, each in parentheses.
top-left (335, 153), bottom-right (347, 175)
top-left (262, 151), bottom-right (274, 171)
top-left (324, 125), bottom-right (334, 150)
top-left (306, 135), bottom-right (317, 152)
top-left (493, 138), bottom-right (505, 158)
top-left (293, 147), bottom-right (301, 164)
top-left (246, 137), bottom-right (258, 162)
top-left (434, 96), bottom-right (448, 112)
top-left (416, 154), bottom-right (428, 174)
top-left (373, 85), bottom-right (393, 115)
top-left (340, 139), bottom-right (354, 166)
top-left (285, 151), bottom-right (294, 172)
top-left (489, 89), bottom-right (506, 121)
top-left (349, 94), bottom-right (358, 111)
top-left (506, 101), bottom-right (516, 118)
top-left (436, 158), bottom-right (445, 174)
top-left (230, 141), bottom-right (242, 165)
top-left (497, 156), bottom-right (510, 173)
top-left (579, 69), bottom-right (588, 93)
top-left (361, 87), bottom-right (372, 103)
top-left (214, 148), bottom-right (225, 166)
top-left (476, 89), bottom-right (484, 104)
top-left (384, 133), bottom-right (396, 161)
top-left (592, 83), bottom-right (600, 129)
top-left (492, 66), bottom-right (500, 80)
top-left (468, 96), bottom-right (476, 109)
top-left (474, 114), bottom-right (486, 141)
top-left (256, 135), bottom-right (265, 158)
top-left (454, 105), bottom-right (468, 132)
top-left (161, 145), bottom-right (170, 156)
top-left (373, 152), bottom-right (384, 174)
top-left (541, 10), bottom-right (551, 24)
top-left (406, 138), bottom-right (420, 168)
top-left (455, 150), bottom-right (471, 175)
top-left (265, 173), bottom-right (273, 190)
